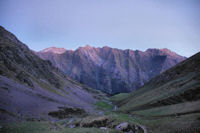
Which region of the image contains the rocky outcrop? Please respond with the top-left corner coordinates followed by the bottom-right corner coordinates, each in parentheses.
top-left (48, 107), bottom-right (87, 119)
top-left (61, 116), bottom-right (145, 132)
top-left (37, 45), bottom-right (186, 94)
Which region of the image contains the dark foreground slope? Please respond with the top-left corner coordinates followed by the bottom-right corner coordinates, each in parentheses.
top-left (37, 46), bottom-right (185, 94)
top-left (0, 26), bottom-right (106, 122)
top-left (112, 52), bottom-right (200, 133)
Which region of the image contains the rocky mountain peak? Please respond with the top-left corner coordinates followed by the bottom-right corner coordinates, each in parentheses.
top-left (77, 45), bottom-right (94, 51)
top-left (40, 47), bottom-right (67, 54)
top-left (160, 48), bottom-right (182, 57)
top-left (84, 44), bottom-right (92, 49)
top-left (146, 48), bottom-right (177, 55)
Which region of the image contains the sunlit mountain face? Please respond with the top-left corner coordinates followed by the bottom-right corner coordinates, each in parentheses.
top-left (37, 46), bottom-right (185, 94)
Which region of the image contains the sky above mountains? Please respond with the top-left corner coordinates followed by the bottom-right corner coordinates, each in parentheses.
top-left (0, 0), bottom-right (199, 57)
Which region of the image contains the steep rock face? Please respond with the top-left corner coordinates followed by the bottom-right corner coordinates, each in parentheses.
top-left (37, 45), bottom-right (185, 94)
top-left (0, 26), bottom-right (106, 122)
top-left (115, 52), bottom-right (200, 109)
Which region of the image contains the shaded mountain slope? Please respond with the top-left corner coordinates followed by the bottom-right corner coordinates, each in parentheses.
top-left (0, 26), bottom-right (106, 122)
top-left (37, 45), bottom-right (185, 94)
top-left (111, 52), bottom-right (200, 133)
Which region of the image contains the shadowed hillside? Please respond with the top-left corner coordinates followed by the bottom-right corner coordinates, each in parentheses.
top-left (0, 26), bottom-right (106, 122)
top-left (112, 52), bottom-right (200, 133)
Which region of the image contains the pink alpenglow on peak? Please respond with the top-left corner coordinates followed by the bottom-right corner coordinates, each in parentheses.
top-left (40, 47), bottom-right (67, 54)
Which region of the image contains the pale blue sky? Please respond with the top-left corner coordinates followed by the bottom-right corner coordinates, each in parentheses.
top-left (0, 0), bottom-right (200, 57)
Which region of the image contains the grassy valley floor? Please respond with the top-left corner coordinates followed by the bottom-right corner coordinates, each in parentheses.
top-left (0, 100), bottom-right (145, 133)
top-left (1, 97), bottom-right (200, 133)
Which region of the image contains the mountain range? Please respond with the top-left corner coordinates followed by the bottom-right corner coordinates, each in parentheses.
top-left (37, 45), bottom-right (186, 94)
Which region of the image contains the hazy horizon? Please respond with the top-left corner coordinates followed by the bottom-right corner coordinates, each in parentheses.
top-left (0, 0), bottom-right (200, 57)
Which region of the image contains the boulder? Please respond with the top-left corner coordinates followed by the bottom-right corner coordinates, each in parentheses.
top-left (115, 122), bottom-right (129, 131)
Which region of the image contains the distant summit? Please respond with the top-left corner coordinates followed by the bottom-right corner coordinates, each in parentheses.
top-left (39, 47), bottom-right (67, 54)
